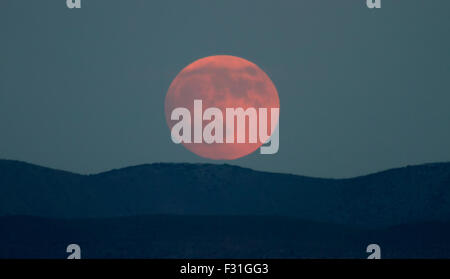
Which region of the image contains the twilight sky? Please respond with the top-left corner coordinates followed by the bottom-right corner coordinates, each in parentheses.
top-left (1, 0), bottom-right (449, 178)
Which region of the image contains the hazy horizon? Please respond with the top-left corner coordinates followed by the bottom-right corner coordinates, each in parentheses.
top-left (2, 157), bottom-right (450, 180)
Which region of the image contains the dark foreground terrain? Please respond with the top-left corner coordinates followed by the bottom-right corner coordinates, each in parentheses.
top-left (1, 215), bottom-right (450, 259)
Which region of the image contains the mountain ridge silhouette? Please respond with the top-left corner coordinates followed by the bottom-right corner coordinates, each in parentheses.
top-left (1, 159), bottom-right (449, 228)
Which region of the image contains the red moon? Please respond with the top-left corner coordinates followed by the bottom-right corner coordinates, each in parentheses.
top-left (165, 55), bottom-right (280, 160)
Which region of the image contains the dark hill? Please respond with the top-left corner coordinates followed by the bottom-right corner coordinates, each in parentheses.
top-left (0, 160), bottom-right (449, 228)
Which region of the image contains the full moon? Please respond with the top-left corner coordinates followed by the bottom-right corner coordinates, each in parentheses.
top-left (165, 55), bottom-right (280, 160)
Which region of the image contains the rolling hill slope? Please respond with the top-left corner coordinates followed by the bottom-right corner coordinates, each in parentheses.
top-left (1, 160), bottom-right (449, 228)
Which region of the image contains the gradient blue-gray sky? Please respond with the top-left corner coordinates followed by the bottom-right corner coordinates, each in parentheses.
top-left (1, 0), bottom-right (449, 178)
